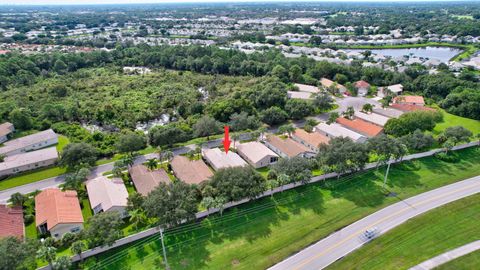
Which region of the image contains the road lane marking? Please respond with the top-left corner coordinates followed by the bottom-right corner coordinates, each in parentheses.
top-left (291, 180), bottom-right (480, 270)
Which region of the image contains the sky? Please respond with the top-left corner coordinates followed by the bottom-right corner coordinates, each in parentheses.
top-left (0, 0), bottom-right (463, 6)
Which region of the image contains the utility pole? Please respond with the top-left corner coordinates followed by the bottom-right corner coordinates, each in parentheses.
top-left (383, 156), bottom-right (392, 190)
top-left (160, 228), bottom-right (170, 270)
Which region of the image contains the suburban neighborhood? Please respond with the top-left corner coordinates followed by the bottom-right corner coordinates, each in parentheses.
top-left (0, 1), bottom-right (480, 270)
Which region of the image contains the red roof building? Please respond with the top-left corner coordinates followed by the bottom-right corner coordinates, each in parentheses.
top-left (390, 103), bottom-right (436, 112)
top-left (0, 204), bottom-right (24, 239)
top-left (336, 117), bottom-right (384, 137)
top-left (354, 80), bottom-right (371, 89)
top-left (393, 95), bottom-right (425, 106)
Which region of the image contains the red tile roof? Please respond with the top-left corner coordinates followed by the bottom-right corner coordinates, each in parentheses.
top-left (35, 189), bottom-right (83, 230)
top-left (390, 103), bottom-right (436, 112)
top-left (354, 80), bottom-right (370, 89)
top-left (336, 117), bottom-right (384, 137)
top-left (393, 95), bottom-right (425, 105)
top-left (0, 204), bottom-right (24, 239)
top-left (292, 129), bottom-right (330, 148)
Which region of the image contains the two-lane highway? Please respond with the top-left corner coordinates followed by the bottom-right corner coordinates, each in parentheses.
top-left (269, 175), bottom-right (480, 270)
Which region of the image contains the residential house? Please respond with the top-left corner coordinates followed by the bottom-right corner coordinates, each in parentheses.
top-left (377, 84), bottom-right (403, 98)
top-left (236, 141), bottom-right (279, 168)
top-left (0, 129), bottom-right (58, 157)
top-left (390, 103), bottom-right (436, 112)
top-left (0, 147), bottom-right (58, 177)
top-left (171, 155), bottom-right (213, 184)
top-left (86, 176), bottom-right (129, 218)
top-left (0, 122), bottom-right (14, 143)
top-left (336, 117), bottom-right (384, 138)
top-left (264, 134), bottom-right (315, 158)
top-left (129, 164), bottom-right (170, 196)
top-left (287, 91), bottom-right (313, 100)
top-left (354, 80), bottom-right (370, 96)
top-left (314, 123), bottom-right (367, 143)
top-left (0, 204), bottom-right (24, 239)
top-left (294, 83), bottom-right (320, 93)
top-left (291, 128), bottom-right (330, 152)
top-left (202, 148), bottom-right (247, 171)
top-left (393, 95), bottom-right (425, 106)
top-left (372, 107), bottom-right (405, 118)
top-left (35, 189), bottom-right (84, 239)
top-left (320, 78), bottom-right (347, 94)
top-left (354, 111), bottom-right (390, 127)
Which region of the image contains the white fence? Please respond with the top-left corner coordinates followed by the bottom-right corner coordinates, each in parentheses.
top-left (37, 140), bottom-right (479, 269)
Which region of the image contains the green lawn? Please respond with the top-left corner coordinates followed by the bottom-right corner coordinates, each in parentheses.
top-left (0, 166), bottom-right (67, 191)
top-left (436, 250), bottom-right (480, 270)
top-left (56, 135), bottom-right (70, 152)
top-left (328, 193), bottom-right (480, 270)
top-left (433, 109), bottom-right (480, 136)
top-left (87, 147), bottom-right (480, 270)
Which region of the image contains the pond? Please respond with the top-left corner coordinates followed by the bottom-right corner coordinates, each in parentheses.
top-left (345, 46), bottom-right (463, 63)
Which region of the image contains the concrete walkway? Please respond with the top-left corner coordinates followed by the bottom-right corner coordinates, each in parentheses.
top-left (410, 240), bottom-right (480, 270)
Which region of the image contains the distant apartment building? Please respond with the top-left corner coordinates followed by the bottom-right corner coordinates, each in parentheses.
top-left (0, 129), bottom-right (58, 157)
top-left (0, 147), bottom-right (58, 177)
top-left (314, 123), bottom-right (367, 143)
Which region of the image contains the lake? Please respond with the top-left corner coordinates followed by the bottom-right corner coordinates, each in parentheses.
top-left (345, 46), bottom-right (463, 62)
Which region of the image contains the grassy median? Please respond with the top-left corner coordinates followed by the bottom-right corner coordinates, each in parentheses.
top-left (327, 193), bottom-right (480, 270)
top-left (87, 147), bottom-right (480, 270)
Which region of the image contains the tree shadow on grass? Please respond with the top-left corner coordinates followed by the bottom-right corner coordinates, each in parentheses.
top-left (327, 171), bottom-right (386, 208)
top-left (385, 162), bottom-right (423, 189)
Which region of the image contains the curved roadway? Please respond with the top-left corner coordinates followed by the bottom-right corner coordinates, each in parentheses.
top-left (269, 175), bottom-right (480, 270)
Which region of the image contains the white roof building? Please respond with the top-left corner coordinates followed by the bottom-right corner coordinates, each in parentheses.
top-left (294, 83), bottom-right (320, 93)
top-left (236, 141), bottom-right (279, 168)
top-left (354, 111), bottom-right (390, 127)
top-left (0, 147), bottom-right (58, 177)
top-left (0, 129), bottom-right (58, 156)
top-left (86, 176), bottom-right (129, 217)
top-left (287, 91), bottom-right (313, 100)
top-left (314, 123), bottom-right (367, 143)
top-left (202, 148), bottom-right (248, 171)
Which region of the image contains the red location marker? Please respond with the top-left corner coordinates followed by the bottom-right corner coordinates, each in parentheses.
top-left (223, 126), bottom-right (231, 154)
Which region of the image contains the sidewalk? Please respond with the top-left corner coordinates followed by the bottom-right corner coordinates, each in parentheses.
top-left (410, 240), bottom-right (480, 270)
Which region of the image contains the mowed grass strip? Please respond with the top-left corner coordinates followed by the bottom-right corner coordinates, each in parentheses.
top-left (88, 147), bottom-right (480, 270)
top-left (436, 250), bottom-right (480, 270)
top-left (327, 193), bottom-right (480, 270)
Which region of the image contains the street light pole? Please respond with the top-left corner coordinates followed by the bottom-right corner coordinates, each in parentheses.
top-left (160, 228), bottom-right (170, 270)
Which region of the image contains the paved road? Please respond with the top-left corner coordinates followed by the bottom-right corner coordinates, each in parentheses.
top-left (0, 133), bottom-right (251, 204)
top-left (269, 175), bottom-right (480, 270)
top-left (0, 96), bottom-right (387, 204)
top-left (410, 240), bottom-right (480, 270)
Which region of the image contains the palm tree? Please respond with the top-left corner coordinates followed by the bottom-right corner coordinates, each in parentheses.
top-left (163, 150), bottom-right (174, 162)
top-left (277, 174), bottom-right (291, 192)
top-left (146, 158), bottom-right (158, 171)
top-left (214, 196), bottom-right (227, 216)
top-left (121, 154), bottom-right (135, 168)
top-left (37, 245), bottom-right (57, 268)
top-left (10, 192), bottom-right (26, 208)
top-left (129, 209), bottom-right (147, 230)
top-left (259, 126), bottom-right (268, 141)
top-left (201, 196), bottom-right (215, 216)
top-left (266, 179), bottom-right (279, 197)
top-left (278, 124), bottom-right (295, 137)
top-left (70, 241), bottom-right (86, 262)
